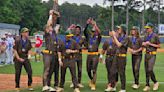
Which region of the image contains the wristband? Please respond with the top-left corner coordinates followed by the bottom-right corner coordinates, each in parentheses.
top-left (48, 15), bottom-right (52, 21)
top-left (28, 54), bottom-right (31, 59)
top-left (58, 58), bottom-right (61, 61)
top-left (100, 54), bottom-right (103, 58)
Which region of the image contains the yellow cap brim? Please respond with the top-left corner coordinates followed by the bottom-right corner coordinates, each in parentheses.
top-left (66, 34), bottom-right (74, 37)
top-left (144, 26), bottom-right (151, 29)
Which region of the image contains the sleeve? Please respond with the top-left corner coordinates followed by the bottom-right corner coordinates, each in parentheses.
top-left (155, 35), bottom-right (160, 44)
top-left (143, 35), bottom-right (147, 42)
top-left (58, 40), bottom-right (64, 52)
top-left (120, 36), bottom-right (129, 47)
top-left (138, 38), bottom-right (143, 47)
top-left (83, 38), bottom-right (88, 49)
top-left (27, 40), bottom-right (32, 51)
top-left (83, 24), bottom-right (89, 42)
top-left (97, 33), bottom-right (102, 45)
top-left (102, 41), bottom-right (108, 51)
top-left (80, 37), bottom-right (85, 49)
top-left (13, 39), bottom-right (19, 50)
top-left (128, 37), bottom-right (132, 48)
top-left (44, 33), bottom-right (49, 46)
top-left (73, 41), bottom-right (80, 50)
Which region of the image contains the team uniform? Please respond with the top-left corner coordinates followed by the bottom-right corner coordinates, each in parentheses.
top-left (14, 35), bottom-right (33, 89)
top-left (102, 38), bottom-right (118, 86)
top-left (129, 36), bottom-right (143, 86)
top-left (42, 30), bottom-right (59, 91)
top-left (84, 24), bottom-right (102, 90)
top-left (58, 38), bottom-right (80, 91)
top-left (110, 34), bottom-right (129, 91)
top-left (143, 32), bottom-right (160, 87)
top-left (72, 35), bottom-right (84, 85)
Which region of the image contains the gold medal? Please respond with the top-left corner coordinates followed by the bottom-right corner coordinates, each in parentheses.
top-left (89, 45), bottom-right (92, 48)
top-left (109, 45), bottom-right (112, 49)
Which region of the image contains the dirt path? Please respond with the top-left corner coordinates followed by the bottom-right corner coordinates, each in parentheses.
top-left (0, 74), bottom-right (42, 91)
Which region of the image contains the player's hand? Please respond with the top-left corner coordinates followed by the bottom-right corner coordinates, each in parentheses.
top-left (111, 31), bottom-right (116, 37)
top-left (142, 42), bottom-right (147, 46)
top-left (87, 18), bottom-right (92, 24)
top-left (145, 41), bottom-right (151, 46)
top-left (28, 54), bottom-right (31, 59)
top-left (109, 31), bottom-right (114, 37)
top-left (66, 49), bottom-right (71, 54)
top-left (68, 24), bottom-right (76, 30)
top-left (59, 59), bottom-right (63, 67)
top-left (131, 50), bottom-right (135, 54)
top-left (49, 10), bottom-right (54, 15)
top-left (18, 58), bottom-right (25, 62)
top-left (91, 19), bottom-right (96, 26)
top-left (133, 50), bottom-right (137, 54)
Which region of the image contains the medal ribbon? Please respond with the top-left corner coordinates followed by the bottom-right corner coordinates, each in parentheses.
top-left (89, 36), bottom-right (96, 45)
top-left (118, 35), bottom-right (125, 42)
top-left (74, 36), bottom-right (80, 44)
top-left (146, 33), bottom-right (154, 41)
top-left (109, 38), bottom-right (113, 46)
top-left (65, 40), bottom-right (71, 49)
top-left (132, 37), bottom-right (137, 45)
top-left (21, 38), bottom-right (27, 49)
top-left (51, 32), bottom-right (58, 43)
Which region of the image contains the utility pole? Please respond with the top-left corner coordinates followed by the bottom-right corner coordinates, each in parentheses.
top-left (126, 0), bottom-right (129, 35)
top-left (111, 0), bottom-right (114, 31)
top-left (142, 0), bottom-right (146, 34)
top-left (158, 0), bottom-right (161, 25)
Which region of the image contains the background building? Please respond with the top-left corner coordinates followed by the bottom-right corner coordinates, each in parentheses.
top-left (0, 23), bottom-right (20, 37)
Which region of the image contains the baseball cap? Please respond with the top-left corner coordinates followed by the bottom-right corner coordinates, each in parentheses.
top-left (144, 23), bottom-right (154, 29)
top-left (65, 30), bottom-right (74, 37)
top-left (21, 27), bottom-right (30, 33)
top-left (131, 26), bottom-right (139, 30)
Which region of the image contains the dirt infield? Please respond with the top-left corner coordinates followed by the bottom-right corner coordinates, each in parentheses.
top-left (157, 49), bottom-right (164, 52)
top-left (0, 74), bottom-right (42, 91)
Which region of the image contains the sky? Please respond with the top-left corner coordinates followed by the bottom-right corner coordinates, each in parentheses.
top-left (42, 0), bottom-right (105, 6)
top-left (42, 0), bottom-right (164, 11)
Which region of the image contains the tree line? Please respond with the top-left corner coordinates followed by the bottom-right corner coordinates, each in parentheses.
top-left (0, 0), bottom-right (164, 35)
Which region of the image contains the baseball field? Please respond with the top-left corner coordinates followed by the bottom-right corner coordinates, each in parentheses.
top-left (0, 44), bottom-right (164, 92)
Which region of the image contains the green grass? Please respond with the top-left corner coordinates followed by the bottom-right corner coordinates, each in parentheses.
top-left (1, 52), bottom-right (164, 92)
top-left (161, 44), bottom-right (164, 48)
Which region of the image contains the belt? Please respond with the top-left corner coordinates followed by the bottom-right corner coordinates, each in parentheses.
top-left (146, 51), bottom-right (157, 55)
top-left (106, 54), bottom-right (115, 57)
top-left (42, 50), bottom-right (52, 54)
top-left (88, 52), bottom-right (99, 55)
top-left (117, 54), bottom-right (126, 57)
top-left (62, 55), bottom-right (75, 59)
